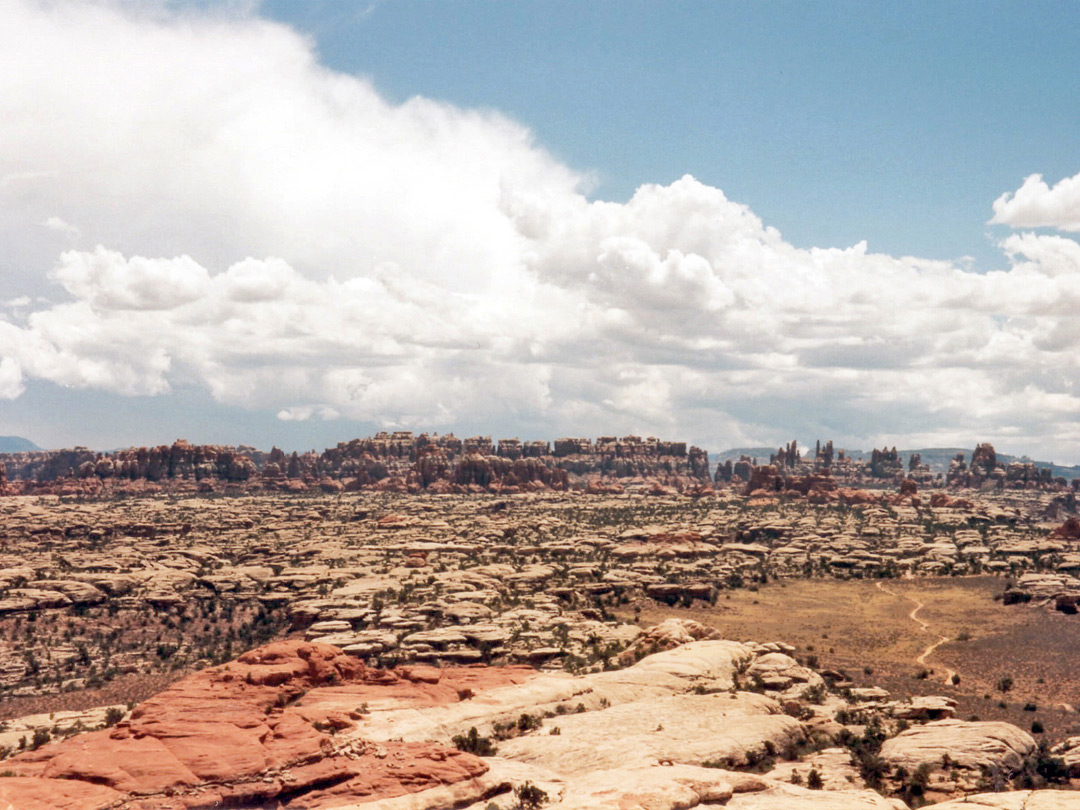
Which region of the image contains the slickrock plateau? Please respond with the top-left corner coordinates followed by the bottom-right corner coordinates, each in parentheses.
top-left (1, 436), bottom-right (1078, 808)
top-left (925, 793), bottom-right (1080, 809)
top-left (0, 482), bottom-right (1071, 709)
top-left (4, 436), bottom-right (1077, 499)
top-left (0, 475), bottom-right (1077, 703)
top-left (879, 719), bottom-right (1036, 773)
top-left (0, 434), bottom-right (712, 497)
top-left (0, 633), bottom-right (1072, 809)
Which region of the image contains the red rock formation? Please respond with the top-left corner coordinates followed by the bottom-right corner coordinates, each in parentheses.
top-left (742, 465), bottom-right (836, 499)
top-left (784, 473), bottom-right (837, 496)
top-left (970, 442), bottom-right (997, 473)
top-left (745, 464), bottom-right (783, 494)
top-left (1052, 517), bottom-right (1080, 541)
top-left (2, 432), bottom-right (710, 496)
top-left (2, 440), bottom-right (260, 494)
top-left (929, 492), bottom-right (974, 509)
top-left (724, 439), bottom-right (952, 492)
top-left (834, 488), bottom-right (884, 505)
top-left (770, 440), bottom-right (800, 469)
top-left (943, 443), bottom-right (1057, 491)
top-left (0, 640), bottom-right (518, 810)
top-left (869, 446), bottom-right (903, 479)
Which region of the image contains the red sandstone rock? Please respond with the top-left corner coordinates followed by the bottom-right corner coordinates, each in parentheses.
top-left (617, 618), bottom-right (721, 664)
top-left (377, 513), bottom-right (416, 529)
top-left (0, 776), bottom-right (122, 810)
top-left (0, 640), bottom-right (495, 810)
top-left (1, 432), bottom-right (716, 496)
top-left (929, 492), bottom-right (975, 509)
top-left (1052, 517), bottom-right (1080, 541)
top-left (835, 488), bottom-right (883, 506)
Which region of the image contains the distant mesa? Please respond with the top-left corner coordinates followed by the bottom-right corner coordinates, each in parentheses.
top-left (714, 444), bottom-right (1078, 480)
top-left (713, 439), bottom-right (1077, 500)
top-left (0, 433), bottom-right (712, 497)
top-left (714, 442), bottom-right (1079, 483)
top-left (1, 434), bottom-right (1076, 499)
top-left (0, 436), bottom-right (40, 453)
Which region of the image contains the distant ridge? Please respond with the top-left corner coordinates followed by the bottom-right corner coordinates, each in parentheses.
top-left (714, 445), bottom-right (1080, 480)
top-left (0, 436), bottom-right (41, 453)
top-left (996, 453), bottom-right (1080, 481)
top-left (710, 447), bottom-right (777, 464)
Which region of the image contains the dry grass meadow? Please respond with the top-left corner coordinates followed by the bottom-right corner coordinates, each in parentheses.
top-left (622, 575), bottom-right (1080, 742)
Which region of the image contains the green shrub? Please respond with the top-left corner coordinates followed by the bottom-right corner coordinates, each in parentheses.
top-left (515, 781), bottom-right (549, 809)
top-left (30, 728), bottom-right (50, 751)
top-left (103, 707), bottom-right (124, 727)
top-left (451, 727), bottom-right (496, 756)
top-left (898, 763), bottom-right (931, 805)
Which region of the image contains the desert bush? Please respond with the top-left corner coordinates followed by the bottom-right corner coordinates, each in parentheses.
top-left (843, 718), bottom-right (889, 790)
top-left (451, 727), bottom-right (496, 756)
top-left (515, 781), bottom-right (548, 809)
top-left (30, 727), bottom-right (50, 751)
top-left (103, 707), bottom-right (124, 727)
top-left (897, 763), bottom-right (931, 805)
top-left (1015, 741), bottom-right (1068, 788)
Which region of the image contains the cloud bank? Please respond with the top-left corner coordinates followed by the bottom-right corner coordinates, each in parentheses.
top-left (992, 173), bottom-right (1080, 232)
top-left (2, 0), bottom-right (1080, 460)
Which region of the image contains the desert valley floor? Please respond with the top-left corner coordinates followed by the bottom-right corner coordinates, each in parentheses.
top-left (1, 482), bottom-right (1080, 808)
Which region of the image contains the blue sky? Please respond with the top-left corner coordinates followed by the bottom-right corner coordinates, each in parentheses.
top-left (2, 0), bottom-right (1080, 461)
top-left (266, 0), bottom-right (1080, 269)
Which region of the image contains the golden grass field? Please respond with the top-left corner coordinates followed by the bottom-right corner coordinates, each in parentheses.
top-left (622, 575), bottom-right (1080, 741)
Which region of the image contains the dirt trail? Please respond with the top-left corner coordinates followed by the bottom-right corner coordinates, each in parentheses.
top-left (875, 580), bottom-right (956, 684)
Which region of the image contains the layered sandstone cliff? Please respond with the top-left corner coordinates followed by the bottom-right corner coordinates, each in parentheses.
top-left (1, 636), bottom-right (1068, 810)
top-left (715, 441), bottom-right (1075, 496)
top-left (1, 433), bottom-right (711, 496)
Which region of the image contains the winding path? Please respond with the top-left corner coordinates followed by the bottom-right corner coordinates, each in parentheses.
top-left (875, 580), bottom-right (957, 684)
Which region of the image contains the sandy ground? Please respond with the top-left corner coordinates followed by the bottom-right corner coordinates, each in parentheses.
top-left (622, 575), bottom-right (1080, 742)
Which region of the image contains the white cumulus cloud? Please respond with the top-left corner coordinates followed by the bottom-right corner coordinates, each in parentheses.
top-left (991, 172), bottom-right (1080, 232)
top-left (1, 0), bottom-right (1080, 461)
top-left (0, 356), bottom-right (25, 400)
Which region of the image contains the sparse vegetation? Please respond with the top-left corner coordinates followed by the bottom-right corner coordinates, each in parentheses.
top-left (2, 478), bottom-right (1079, 807)
top-left (514, 781), bottom-right (549, 809)
top-left (451, 727), bottom-right (497, 757)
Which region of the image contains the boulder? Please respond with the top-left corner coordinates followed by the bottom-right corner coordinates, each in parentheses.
top-left (923, 791), bottom-right (1080, 809)
top-left (617, 618), bottom-right (720, 664)
top-left (746, 652), bottom-right (824, 697)
top-left (879, 719), bottom-right (1035, 774)
top-left (497, 691), bottom-right (802, 776)
top-left (724, 784), bottom-right (908, 809)
top-left (889, 695), bottom-right (957, 721)
top-left (0, 641), bottom-right (490, 809)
